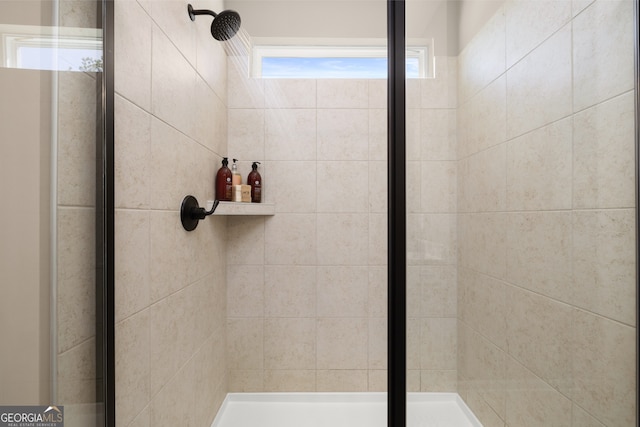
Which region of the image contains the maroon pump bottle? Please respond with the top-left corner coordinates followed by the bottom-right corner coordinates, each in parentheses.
top-left (247, 161), bottom-right (262, 203)
top-left (215, 157), bottom-right (232, 201)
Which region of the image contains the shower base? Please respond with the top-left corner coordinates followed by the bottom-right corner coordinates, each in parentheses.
top-left (210, 392), bottom-right (482, 427)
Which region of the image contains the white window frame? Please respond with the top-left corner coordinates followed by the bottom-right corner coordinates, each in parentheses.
top-left (0, 24), bottom-right (101, 70)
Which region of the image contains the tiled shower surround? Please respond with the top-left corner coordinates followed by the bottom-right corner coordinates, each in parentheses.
top-left (114, 0), bottom-right (637, 426)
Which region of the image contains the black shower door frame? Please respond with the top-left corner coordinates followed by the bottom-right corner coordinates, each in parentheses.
top-left (387, 1), bottom-right (407, 426)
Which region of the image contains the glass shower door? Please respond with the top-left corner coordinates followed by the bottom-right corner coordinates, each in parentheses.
top-left (405, 0), bottom-right (638, 426)
top-left (0, 1), bottom-right (107, 425)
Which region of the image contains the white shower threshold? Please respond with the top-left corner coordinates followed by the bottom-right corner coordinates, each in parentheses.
top-left (210, 392), bottom-right (483, 427)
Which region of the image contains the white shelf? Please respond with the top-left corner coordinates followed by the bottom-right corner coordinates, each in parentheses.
top-left (212, 201), bottom-right (275, 216)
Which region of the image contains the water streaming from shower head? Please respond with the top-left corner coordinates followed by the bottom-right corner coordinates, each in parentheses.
top-left (188, 4), bottom-right (241, 41)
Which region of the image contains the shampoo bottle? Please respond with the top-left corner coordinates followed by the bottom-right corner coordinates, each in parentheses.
top-left (215, 157), bottom-right (232, 201)
top-left (231, 158), bottom-right (242, 185)
top-left (247, 162), bottom-right (262, 203)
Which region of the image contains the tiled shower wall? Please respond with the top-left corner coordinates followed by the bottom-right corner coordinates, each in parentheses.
top-left (113, 1), bottom-right (229, 426)
top-left (225, 56), bottom-right (458, 392)
top-left (456, 0), bottom-right (636, 426)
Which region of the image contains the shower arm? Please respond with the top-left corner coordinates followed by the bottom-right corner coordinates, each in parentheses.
top-left (188, 4), bottom-right (217, 21)
top-left (180, 195), bottom-right (220, 231)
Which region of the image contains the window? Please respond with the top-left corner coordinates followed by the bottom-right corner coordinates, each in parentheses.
top-left (0, 24), bottom-right (102, 71)
top-left (252, 44), bottom-right (431, 79)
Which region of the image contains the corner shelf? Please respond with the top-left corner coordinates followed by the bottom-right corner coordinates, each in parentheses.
top-left (212, 201), bottom-right (275, 216)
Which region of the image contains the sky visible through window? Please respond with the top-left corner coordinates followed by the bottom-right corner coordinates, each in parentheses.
top-left (17, 46), bottom-right (102, 71)
top-left (262, 57), bottom-right (420, 78)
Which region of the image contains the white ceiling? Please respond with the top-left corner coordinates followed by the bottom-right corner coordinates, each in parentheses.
top-left (224, 0), bottom-right (502, 55)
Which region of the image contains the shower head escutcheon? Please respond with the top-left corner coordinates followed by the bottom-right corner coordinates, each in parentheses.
top-left (188, 4), bottom-right (241, 41)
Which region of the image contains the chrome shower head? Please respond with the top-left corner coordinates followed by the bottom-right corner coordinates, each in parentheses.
top-left (188, 4), bottom-right (241, 41)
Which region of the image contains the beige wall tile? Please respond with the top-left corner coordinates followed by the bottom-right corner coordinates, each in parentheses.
top-left (227, 216), bottom-right (265, 265)
top-left (317, 266), bottom-right (369, 317)
top-left (317, 79), bottom-right (368, 108)
top-left (148, 211), bottom-right (190, 302)
top-left (264, 318), bottom-right (316, 369)
top-left (369, 109), bottom-right (387, 161)
top-left (265, 79), bottom-right (317, 109)
top-left (149, 363), bottom-right (195, 427)
top-left (504, 0), bottom-right (572, 68)
top-left (573, 0), bottom-right (635, 111)
top-left (368, 213), bottom-right (387, 266)
top-left (57, 207), bottom-right (95, 353)
top-left (228, 370), bottom-right (264, 392)
top-left (458, 322), bottom-right (506, 421)
top-left (264, 265), bottom-right (316, 317)
top-left (195, 26), bottom-right (227, 107)
top-left (507, 118), bottom-right (572, 211)
top-left (147, 0), bottom-right (196, 67)
top-left (227, 318), bottom-right (264, 370)
top-left (407, 214), bottom-right (457, 266)
top-left (458, 144), bottom-right (507, 213)
top-left (368, 317), bottom-right (387, 370)
top-left (115, 311), bottom-right (149, 427)
top-left (506, 24), bottom-right (572, 138)
top-left (406, 161), bottom-right (422, 213)
top-left (369, 80), bottom-right (387, 109)
top-left (265, 214), bottom-right (316, 265)
top-left (457, 7), bottom-right (506, 103)
top-left (56, 338), bottom-right (96, 404)
top-left (505, 356), bottom-right (572, 427)
top-left (316, 370), bottom-right (368, 392)
top-left (264, 370), bottom-right (316, 392)
top-left (226, 265), bottom-right (264, 317)
top-left (317, 214), bottom-right (368, 266)
top-left (151, 25), bottom-right (196, 138)
top-left (228, 109), bottom-right (265, 161)
top-left (368, 370), bottom-right (387, 391)
top-left (572, 209), bottom-right (636, 326)
top-left (114, 96), bottom-right (151, 209)
top-left (114, 0), bottom-right (152, 110)
top-left (317, 161), bottom-right (369, 213)
top-left (268, 160), bottom-right (317, 213)
top-left (419, 265), bottom-right (457, 318)
top-left (573, 91), bottom-right (636, 209)
top-left (457, 213), bottom-right (506, 279)
top-left (317, 318), bottom-right (368, 369)
top-left (421, 57), bottom-right (458, 109)
top-left (115, 209), bottom-right (149, 322)
top-left (369, 163), bottom-right (387, 213)
top-left (227, 63), bottom-right (265, 108)
top-left (317, 109), bottom-right (369, 160)
top-left (458, 76), bottom-right (507, 159)
top-left (506, 286), bottom-right (573, 394)
top-left (571, 308), bottom-right (636, 427)
top-left (368, 266), bottom-right (388, 318)
top-left (572, 404), bottom-right (606, 427)
top-left (506, 212), bottom-right (572, 302)
top-left (57, 72), bottom-right (97, 208)
top-left (420, 370), bottom-right (457, 392)
top-left (421, 161), bottom-right (457, 213)
top-left (420, 318), bottom-right (457, 370)
top-left (406, 108), bottom-right (422, 161)
top-left (149, 290), bottom-right (195, 396)
top-left (421, 109), bottom-right (457, 161)
top-left (265, 109), bottom-right (316, 161)
top-left (458, 268), bottom-right (506, 350)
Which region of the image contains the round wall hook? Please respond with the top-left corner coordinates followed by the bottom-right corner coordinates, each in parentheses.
top-left (180, 195), bottom-right (219, 231)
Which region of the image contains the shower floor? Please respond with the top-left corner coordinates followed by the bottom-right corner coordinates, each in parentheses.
top-left (210, 392), bottom-right (482, 427)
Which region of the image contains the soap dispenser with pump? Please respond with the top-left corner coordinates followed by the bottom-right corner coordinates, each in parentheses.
top-left (247, 161), bottom-right (262, 203)
top-left (215, 157), bottom-right (232, 201)
top-left (231, 158), bottom-right (242, 185)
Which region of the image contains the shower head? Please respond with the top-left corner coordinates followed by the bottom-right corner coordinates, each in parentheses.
top-left (188, 4), bottom-right (241, 41)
